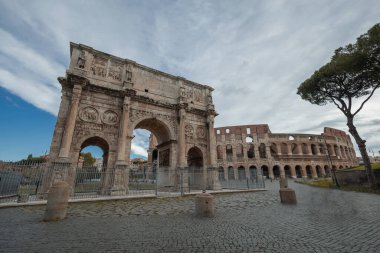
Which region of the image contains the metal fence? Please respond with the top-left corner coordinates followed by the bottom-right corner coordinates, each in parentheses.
top-left (0, 161), bottom-right (46, 203)
top-left (0, 161), bottom-right (265, 204)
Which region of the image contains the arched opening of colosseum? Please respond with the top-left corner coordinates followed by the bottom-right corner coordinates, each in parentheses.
top-left (238, 166), bottom-right (246, 180)
top-left (295, 165), bottom-right (302, 178)
top-left (339, 165), bottom-right (344, 169)
top-left (216, 145), bottom-right (223, 160)
top-left (247, 144), bottom-right (255, 158)
top-left (284, 165), bottom-right (291, 178)
top-left (226, 144), bottom-right (233, 162)
top-left (319, 144), bottom-right (325, 155)
top-left (324, 165), bottom-right (330, 177)
top-left (281, 143), bottom-right (289, 155)
top-left (327, 144), bottom-right (333, 155)
top-left (259, 143), bottom-right (267, 158)
top-left (261, 165), bottom-right (269, 178)
top-left (306, 165), bottom-right (313, 178)
top-left (311, 144), bottom-right (318, 155)
top-left (273, 165), bottom-right (280, 179)
top-left (249, 166), bottom-right (257, 180)
top-left (291, 143), bottom-right (300, 155)
top-left (316, 165), bottom-right (322, 177)
top-left (270, 143), bottom-right (278, 156)
top-left (236, 144), bottom-right (244, 160)
top-left (218, 166), bottom-right (225, 181)
top-left (228, 166), bottom-right (235, 180)
top-left (302, 143), bottom-right (309, 155)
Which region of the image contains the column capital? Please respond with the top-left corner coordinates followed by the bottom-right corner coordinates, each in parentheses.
top-left (68, 74), bottom-right (88, 88)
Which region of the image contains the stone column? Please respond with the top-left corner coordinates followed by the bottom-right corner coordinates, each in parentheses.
top-left (301, 167), bottom-right (307, 178)
top-left (279, 166), bottom-right (285, 178)
top-left (276, 143), bottom-right (282, 155)
top-left (290, 166), bottom-right (296, 178)
top-left (178, 107), bottom-right (187, 168)
top-left (287, 144), bottom-right (293, 155)
top-left (312, 166), bottom-right (318, 178)
top-left (320, 166), bottom-right (326, 176)
top-left (111, 96), bottom-right (131, 196)
top-left (266, 145), bottom-right (272, 159)
top-left (307, 145), bottom-right (312, 155)
top-left (58, 84), bottom-right (83, 158)
top-left (207, 114), bottom-right (217, 167)
top-left (116, 96), bottom-right (131, 162)
top-left (268, 166), bottom-right (274, 179)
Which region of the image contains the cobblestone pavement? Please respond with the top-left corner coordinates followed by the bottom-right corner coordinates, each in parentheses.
top-left (1, 181), bottom-right (380, 253)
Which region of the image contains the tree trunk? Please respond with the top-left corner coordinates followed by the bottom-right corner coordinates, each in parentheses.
top-left (346, 116), bottom-right (378, 189)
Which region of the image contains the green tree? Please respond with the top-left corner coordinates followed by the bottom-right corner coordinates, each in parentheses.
top-left (297, 23), bottom-right (380, 188)
top-left (81, 152), bottom-right (96, 166)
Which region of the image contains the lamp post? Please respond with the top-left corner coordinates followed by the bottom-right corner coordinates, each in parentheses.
top-left (322, 134), bottom-right (340, 187)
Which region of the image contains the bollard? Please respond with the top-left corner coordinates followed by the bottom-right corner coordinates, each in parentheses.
top-left (43, 181), bottom-right (70, 222)
top-left (279, 188), bottom-right (297, 204)
top-left (279, 177), bottom-right (288, 189)
top-left (195, 191), bottom-right (215, 218)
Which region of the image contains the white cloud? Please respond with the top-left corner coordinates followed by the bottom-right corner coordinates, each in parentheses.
top-left (1, 0), bottom-right (380, 157)
top-left (131, 143), bottom-right (148, 158)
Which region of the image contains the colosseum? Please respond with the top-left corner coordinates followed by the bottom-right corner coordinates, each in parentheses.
top-left (146, 125), bottom-right (358, 181)
top-left (213, 125), bottom-right (358, 180)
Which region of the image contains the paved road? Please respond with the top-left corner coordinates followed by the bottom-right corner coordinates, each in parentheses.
top-left (0, 180), bottom-right (379, 253)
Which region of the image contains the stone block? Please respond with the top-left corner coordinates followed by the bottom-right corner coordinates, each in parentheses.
top-left (279, 188), bottom-right (297, 204)
top-left (195, 192), bottom-right (215, 217)
top-left (43, 181), bottom-right (70, 222)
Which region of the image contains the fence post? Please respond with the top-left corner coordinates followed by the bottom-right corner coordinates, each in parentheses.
top-left (261, 168), bottom-right (266, 189)
top-left (155, 172), bottom-right (158, 196)
top-left (180, 169), bottom-right (184, 196)
top-left (246, 178), bottom-right (249, 189)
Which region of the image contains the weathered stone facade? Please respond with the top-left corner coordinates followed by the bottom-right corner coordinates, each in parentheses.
top-left (44, 43), bottom-right (219, 195)
top-left (213, 125), bottom-right (358, 179)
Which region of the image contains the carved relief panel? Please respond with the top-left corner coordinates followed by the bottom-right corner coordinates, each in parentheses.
top-left (185, 124), bottom-right (194, 141)
top-left (108, 62), bottom-right (122, 81)
top-left (90, 56), bottom-right (107, 78)
top-left (74, 106), bottom-right (120, 149)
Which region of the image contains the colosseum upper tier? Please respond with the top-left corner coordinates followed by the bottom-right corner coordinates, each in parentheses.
top-left (214, 125), bottom-right (358, 180)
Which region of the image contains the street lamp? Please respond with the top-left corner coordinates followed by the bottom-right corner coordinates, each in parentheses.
top-left (322, 134), bottom-right (340, 187)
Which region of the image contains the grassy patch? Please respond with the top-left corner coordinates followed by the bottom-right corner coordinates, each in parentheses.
top-left (342, 162), bottom-right (380, 171)
top-left (297, 178), bottom-right (380, 195)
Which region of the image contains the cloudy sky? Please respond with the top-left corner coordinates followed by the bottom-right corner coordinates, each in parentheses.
top-left (0, 0), bottom-right (379, 160)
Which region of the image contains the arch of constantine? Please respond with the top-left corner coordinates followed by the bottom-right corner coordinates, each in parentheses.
top-left (43, 43), bottom-right (220, 196)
